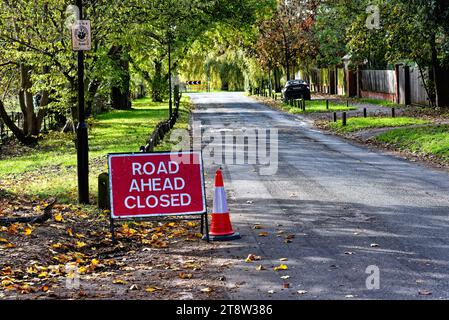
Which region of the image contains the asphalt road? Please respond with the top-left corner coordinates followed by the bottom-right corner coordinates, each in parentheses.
top-left (189, 92), bottom-right (449, 300)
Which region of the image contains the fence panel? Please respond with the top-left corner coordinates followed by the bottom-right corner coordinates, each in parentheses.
top-left (361, 70), bottom-right (396, 94)
top-left (409, 67), bottom-right (430, 106)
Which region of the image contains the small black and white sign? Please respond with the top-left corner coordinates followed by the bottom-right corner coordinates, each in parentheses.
top-left (72, 20), bottom-right (91, 51)
top-left (186, 81), bottom-right (202, 85)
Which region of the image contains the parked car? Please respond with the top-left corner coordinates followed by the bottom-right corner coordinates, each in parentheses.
top-left (282, 80), bottom-right (311, 101)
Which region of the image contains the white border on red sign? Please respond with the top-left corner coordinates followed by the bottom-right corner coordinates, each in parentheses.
top-left (108, 151), bottom-right (207, 220)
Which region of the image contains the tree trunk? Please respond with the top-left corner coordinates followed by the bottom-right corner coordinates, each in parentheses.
top-left (86, 79), bottom-right (101, 116)
top-left (151, 59), bottom-right (165, 102)
top-left (19, 64), bottom-right (32, 136)
top-left (0, 99), bottom-right (36, 145)
top-left (110, 47), bottom-right (131, 110)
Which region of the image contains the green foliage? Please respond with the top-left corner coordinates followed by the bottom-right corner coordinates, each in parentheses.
top-left (329, 117), bottom-right (430, 133)
top-left (377, 125), bottom-right (449, 160)
top-left (0, 95), bottom-right (192, 201)
top-left (287, 100), bottom-right (356, 114)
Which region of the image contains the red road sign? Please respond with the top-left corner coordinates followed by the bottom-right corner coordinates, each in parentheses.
top-left (108, 152), bottom-right (206, 219)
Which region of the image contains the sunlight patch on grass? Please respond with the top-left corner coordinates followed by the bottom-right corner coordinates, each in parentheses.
top-left (354, 98), bottom-right (401, 108)
top-left (285, 100), bottom-right (356, 114)
top-left (0, 96), bottom-right (192, 203)
top-left (376, 125), bottom-right (449, 160)
top-left (329, 117), bottom-right (430, 133)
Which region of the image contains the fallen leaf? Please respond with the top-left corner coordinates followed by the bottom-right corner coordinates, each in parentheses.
top-left (283, 283), bottom-right (290, 288)
top-left (418, 290), bottom-right (432, 296)
top-left (280, 258), bottom-right (288, 262)
top-left (129, 284), bottom-right (140, 291)
top-left (179, 272), bottom-right (193, 279)
top-left (280, 275), bottom-right (290, 280)
top-left (252, 225), bottom-right (263, 230)
top-left (24, 227), bottom-right (33, 236)
top-left (274, 264), bottom-right (288, 271)
top-left (345, 295), bottom-right (355, 299)
top-left (267, 290), bottom-right (275, 294)
top-left (256, 265), bottom-right (266, 271)
top-left (54, 213), bottom-right (63, 222)
top-left (370, 243), bottom-right (379, 248)
top-left (67, 228), bottom-right (74, 237)
top-left (258, 232), bottom-right (269, 237)
top-left (146, 287), bottom-right (162, 293)
top-left (75, 241), bottom-right (87, 249)
top-left (344, 252), bottom-right (355, 255)
top-left (245, 254), bottom-right (261, 263)
top-left (297, 290), bottom-right (308, 295)
top-left (201, 287), bottom-right (212, 293)
top-left (113, 279), bottom-right (127, 285)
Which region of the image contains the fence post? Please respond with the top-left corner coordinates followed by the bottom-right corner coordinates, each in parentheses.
top-left (364, 108), bottom-right (367, 118)
top-left (98, 173), bottom-right (110, 210)
top-left (333, 112), bottom-right (337, 122)
top-left (392, 107), bottom-right (396, 118)
top-left (326, 99), bottom-right (329, 110)
top-left (342, 112), bottom-right (347, 126)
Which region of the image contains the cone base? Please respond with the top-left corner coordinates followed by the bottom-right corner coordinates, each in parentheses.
top-left (203, 232), bottom-right (241, 242)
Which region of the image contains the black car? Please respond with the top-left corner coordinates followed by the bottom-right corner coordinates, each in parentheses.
top-left (282, 80), bottom-right (311, 101)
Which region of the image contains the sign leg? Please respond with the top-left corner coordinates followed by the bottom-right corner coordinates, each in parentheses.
top-left (204, 213), bottom-right (210, 243)
top-left (110, 216), bottom-right (117, 245)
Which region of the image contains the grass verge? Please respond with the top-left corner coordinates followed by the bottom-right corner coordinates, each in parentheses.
top-left (0, 96), bottom-right (192, 203)
top-left (282, 100), bottom-right (357, 114)
top-left (354, 98), bottom-right (401, 108)
top-left (328, 117), bottom-right (430, 133)
top-left (286, 100), bottom-right (357, 114)
top-left (376, 125), bottom-right (449, 161)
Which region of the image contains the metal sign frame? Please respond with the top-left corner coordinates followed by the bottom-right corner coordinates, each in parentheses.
top-left (107, 151), bottom-right (209, 244)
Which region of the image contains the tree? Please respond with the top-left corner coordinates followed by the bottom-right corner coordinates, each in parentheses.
top-left (254, 0), bottom-right (320, 82)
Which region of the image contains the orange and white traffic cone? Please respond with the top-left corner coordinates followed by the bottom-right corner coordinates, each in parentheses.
top-left (206, 168), bottom-right (241, 241)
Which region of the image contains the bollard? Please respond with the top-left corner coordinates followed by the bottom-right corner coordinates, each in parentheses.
top-left (392, 107), bottom-right (396, 118)
top-left (347, 100), bottom-right (349, 108)
top-left (342, 112), bottom-right (347, 126)
top-left (326, 99), bottom-right (329, 110)
top-left (333, 112), bottom-right (337, 122)
top-left (364, 108), bottom-right (367, 118)
top-left (98, 173), bottom-right (110, 210)
top-left (302, 99), bottom-right (306, 111)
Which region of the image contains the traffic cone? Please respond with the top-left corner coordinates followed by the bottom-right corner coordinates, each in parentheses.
top-left (206, 168), bottom-right (241, 241)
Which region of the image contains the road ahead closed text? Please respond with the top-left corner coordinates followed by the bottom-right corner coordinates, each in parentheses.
top-left (108, 152), bottom-right (206, 218)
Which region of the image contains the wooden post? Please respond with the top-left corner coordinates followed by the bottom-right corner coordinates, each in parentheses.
top-left (364, 108), bottom-right (367, 118)
top-left (342, 112), bottom-right (347, 126)
top-left (326, 100), bottom-right (329, 110)
top-left (392, 108), bottom-right (396, 118)
top-left (333, 112), bottom-right (337, 122)
top-left (98, 173), bottom-right (110, 210)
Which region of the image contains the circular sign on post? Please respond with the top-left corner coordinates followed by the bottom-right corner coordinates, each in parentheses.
top-left (72, 20), bottom-right (91, 51)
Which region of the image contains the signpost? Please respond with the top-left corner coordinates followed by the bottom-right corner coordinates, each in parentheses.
top-left (108, 151), bottom-right (208, 243)
top-left (72, 0), bottom-right (91, 205)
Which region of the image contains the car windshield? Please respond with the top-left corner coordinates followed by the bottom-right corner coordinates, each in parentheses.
top-left (286, 80), bottom-right (306, 86)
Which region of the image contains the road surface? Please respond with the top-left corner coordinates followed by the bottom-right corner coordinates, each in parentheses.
top-left (189, 92), bottom-right (449, 300)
